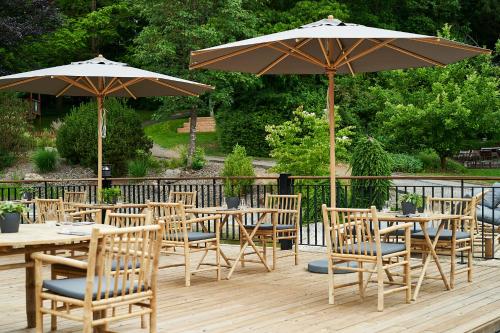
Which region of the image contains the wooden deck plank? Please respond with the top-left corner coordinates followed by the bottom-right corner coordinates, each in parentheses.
top-left (0, 246), bottom-right (499, 332)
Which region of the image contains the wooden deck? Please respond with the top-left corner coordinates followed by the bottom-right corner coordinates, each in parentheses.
top-left (1, 246), bottom-right (500, 333)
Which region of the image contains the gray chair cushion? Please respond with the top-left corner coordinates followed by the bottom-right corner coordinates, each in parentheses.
top-left (411, 228), bottom-right (470, 240)
top-left (483, 182), bottom-right (500, 209)
top-left (242, 223), bottom-right (295, 230)
top-left (477, 206), bottom-right (500, 226)
top-left (336, 242), bottom-right (406, 256)
top-left (187, 232), bottom-right (216, 241)
top-left (390, 228), bottom-right (420, 236)
top-left (307, 259), bottom-right (356, 274)
top-left (43, 277), bottom-right (142, 300)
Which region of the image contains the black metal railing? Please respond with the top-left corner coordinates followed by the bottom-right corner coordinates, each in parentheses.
top-left (0, 175), bottom-right (498, 258)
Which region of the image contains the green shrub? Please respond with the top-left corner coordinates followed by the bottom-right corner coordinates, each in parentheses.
top-left (34, 129), bottom-right (56, 148)
top-left (56, 99), bottom-right (153, 176)
top-left (0, 149), bottom-right (16, 170)
top-left (32, 148), bottom-right (58, 173)
top-left (221, 144), bottom-right (255, 196)
top-left (128, 158), bottom-right (148, 177)
top-left (351, 137), bottom-right (392, 209)
top-left (388, 153), bottom-right (423, 173)
top-left (0, 93), bottom-right (32, 153)
top-left (178, 145), bottom-right (206, 170)
top-left (416, 150), bottom-right (466, 173)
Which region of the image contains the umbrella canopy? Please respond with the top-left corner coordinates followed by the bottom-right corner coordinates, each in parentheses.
top-left (190, 16), bottom-right (490, 207)
top-left (0, 55), bottom-right (213, 193)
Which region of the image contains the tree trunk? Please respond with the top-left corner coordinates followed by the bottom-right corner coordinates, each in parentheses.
top-left (440, 155), bottom-right (447, 170)
top-left (187, 108), bottom-right (197, 168)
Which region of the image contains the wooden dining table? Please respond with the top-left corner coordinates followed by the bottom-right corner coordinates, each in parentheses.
top-left (0, 223), bottom-right (114, 328)
top-left (187, 207), bottom-right (278, 279)
top-left (377, 212), bottom-right (473, 301)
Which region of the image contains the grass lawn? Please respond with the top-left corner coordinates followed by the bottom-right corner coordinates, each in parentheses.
top-left (144, 118), bottom-right (223, 156)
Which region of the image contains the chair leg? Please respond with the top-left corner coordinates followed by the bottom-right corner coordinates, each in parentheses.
top-left (294, 234), bottom-right (299, 266)
top-left (358, 261), bottom-right (364, 299)
top-left (377, 261), bottom-right (384, 312)
top-left (82, 307), bottom-right (92, 333)
top-left (450, 243), bottom-right (456, 289)
top-left (216, 241), bottom-right (221, 281)
top-left (239, 233), bottom-right (245, 268)
top-left (50, 301), bottom-right (57, 331)
top-left (184, 246), bottom-right (191, 287)
top-left (272, 233), bottom-right (277, 270)
top-left (468, 240), bottom-right (473, 282)
top-left (150, 298), bottom-right (157, 333)
top-left (405, 252), bottom-right (411, 304)
top-left (328, 258), bottom-right (334, 305)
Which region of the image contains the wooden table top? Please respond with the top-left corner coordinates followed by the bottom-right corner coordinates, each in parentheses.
top-left (377, 212), bottom-right (473, 222)
top-left (0, 223), bottom-right (114, 247)
top-left (187, 207), bottom-right (278, 215)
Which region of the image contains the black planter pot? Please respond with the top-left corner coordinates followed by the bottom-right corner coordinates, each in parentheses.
top-left (0, 212), bottom-right (21, 233)
top-left (225, 197), bottom-right (240, 209)
top-left (401, 202), bottom-right (417, 215)
top-left (21, 192), bottom-right (33, 201)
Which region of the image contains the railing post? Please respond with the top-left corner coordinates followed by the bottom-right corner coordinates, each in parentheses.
top-left (278, 173), bottom-right (293, 250)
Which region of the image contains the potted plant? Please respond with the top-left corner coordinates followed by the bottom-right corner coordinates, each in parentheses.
top-left (221, 145), bottom-right (255, 209)
top-left (20, 185), bottom-right (35, 201)
top-left (400, 193), bottom-right (423, 215)
top-left (0, 201), bottom-right (25, 233)
top-left (99, 187), bottom-right (122, 204)
top-left (223, 181), bottom-right (241, 209)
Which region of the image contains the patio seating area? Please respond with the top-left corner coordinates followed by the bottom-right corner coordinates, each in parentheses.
top-left (1, 246), bottom-right (500, 333)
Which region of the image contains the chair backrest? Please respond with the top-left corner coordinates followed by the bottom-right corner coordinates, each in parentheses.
top-left (322, 205), bottom-right (380, 257)
top-left (147, 202), bottom-right (188, 243)
top-left (111, 204), bottom-right (148, 214)
top-left (69, 209), bottom-right (101, 223)
top-left (35, 198), bottom-right (65, 223)
top-left (425, 196), bottom-right (478, 231)
top-left (64, 191), bottom-right (87, 203)
top-left (104, 211), bottom-right (151, 228)
top-left (168, 191), bottom-right (197, 208)
top-left (265, 194), bottom-right (302, 227)
top-left (84, 224), bottom-right (163, 303)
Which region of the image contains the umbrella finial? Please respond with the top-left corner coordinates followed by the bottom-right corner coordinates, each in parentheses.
top-left (328, 15), bottom-right (334, 20)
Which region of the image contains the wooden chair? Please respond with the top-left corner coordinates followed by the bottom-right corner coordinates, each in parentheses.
top-left (68, 209), bottom-right (102, 223)
top-left (412, 196), bottom-right (476, 287)
top-left (322, 205), bottom-right (412, 311)
top-left (63, 191), bottom-right (87, 214)
top-left (34, 198), bottom-right (65, 224)
top-left (111, 203), bottom-right (148, 214)
top-left (241, 194), bottom-right (301, 269)
top-left (168, 191), bottom-right (197, 209)
top-left (33, 223), bottom-right (163, 333)
top-left (147, 202), bottom-right (221, 287)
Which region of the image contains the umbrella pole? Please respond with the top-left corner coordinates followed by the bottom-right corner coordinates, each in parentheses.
top-left (327, 71), bottom-right (336, 208)
top-left (97, 94), bottom-right (103, 200)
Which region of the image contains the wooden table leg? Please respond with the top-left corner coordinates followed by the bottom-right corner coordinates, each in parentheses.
top-left (25, 248), bottom-right (36, 328)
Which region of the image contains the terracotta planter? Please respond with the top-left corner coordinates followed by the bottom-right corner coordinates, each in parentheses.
top-left (0, 212), bottom-right (21, 233)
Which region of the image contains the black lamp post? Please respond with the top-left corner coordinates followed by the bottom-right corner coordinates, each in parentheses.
top-left (102, 164), bottom-right (112, 189)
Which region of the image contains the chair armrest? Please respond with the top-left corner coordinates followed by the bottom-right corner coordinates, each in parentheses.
top-left (70, 209), bottom-right (101, 217)
top-left (379, 222), bottom-right (414, 235)
top-left (31, 253), bottom-right (88, 269)
top-left (185, 215), bottom-right (222, 225)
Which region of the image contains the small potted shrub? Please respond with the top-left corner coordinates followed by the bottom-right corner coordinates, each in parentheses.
top-left (221, 145), bottom-right (255, 209)
top-left (224, 182), bottom-right (241, 209)
top-left (0, 201), bottom-right (25, 233)
top-left (20, 185), bottom-right (35, 201)
top-left (100, 187), bottom-right (122, 204)
top-left (400, 193), bottom-right (423, 215)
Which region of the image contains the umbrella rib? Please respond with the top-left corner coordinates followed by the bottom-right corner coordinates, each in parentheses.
top-left (0, 77), bottom-right (41, 90)
top-left (336, 39), bottom-right (355, 76)
top-left (105, 78), bottom-right (144, 95)
top-left (266, 44), bottom-right (323, 68)
top-left (84, 76), bottom-right (99, 94)
top-left (147, 78), bottom-right (199, 97)
top-left (332, 38), bottom-right (364, 68)
top-left (257, 38), bottom-right (312, 76)
top-left (368, 39), bottom-right (444, 67)
top-left (317, 39), bottom-right (330, 67)
top-left (103, 77), bottom-right (119, 94)
top-left (190, 42), bottom-right (273, 70)
top-left (336, 38), bottom-right (395, 68)
top-left (116, 79), bottom-right (137, 99)
top-left (57, 76), bottom-right (97, 95)
top-left (410, 38), bottom-right (491, 54)
top-left (275, 41), bottom-right (325, 67)
top-left (56, 77), bottom-right (83, 97)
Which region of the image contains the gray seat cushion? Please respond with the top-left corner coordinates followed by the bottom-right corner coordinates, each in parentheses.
top-left (477, 206), bottom-right (500, 226)
top-left (242, 223), bottom-right (295, 230)
top-left (307, 259), bottom-right (357, 274)
top-left (336, 242), bottom-right (406, 256)
top-left (483, 182), bottom-right (500, 209)
top-left (411, 228), bottom-right (470, 240)
top-left (43, 277), bottom-right (142, 300)
top-left (187, 232), bottom-right (216, 241)
top-left (390, 228), bottom-right (420, 236)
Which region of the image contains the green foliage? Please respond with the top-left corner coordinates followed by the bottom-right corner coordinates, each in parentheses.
top-left (127, 159), bottom-right (149, 177)
top-left (0, 93), bottom-right (32, 153)
top-left (178, 145), bottom-right (206, 170)
top-left (400, 193), bottom-right (423, 207)
top-left (0, 150), bottom-right (16, 170)
top-left (221, 145), bottom-right (255, 197)
top-left (56, 99), bottom-right (153, 176)
top-left (32, 148), bottom-right (58, 173)
top-left (350, 137), bottom-right (392, 209)
top-left (34, 129), bottom-right (57, 148)
top-left (388, 153), bottom-right (423, 173)
top-left (99, 187), bottom-right (121, 204)
top-left (416, 150), bottom-right (466, 173)
top-left (0, 201), bottom-right (26, 215)
top-left (266, 106), bottom-right (354, 176)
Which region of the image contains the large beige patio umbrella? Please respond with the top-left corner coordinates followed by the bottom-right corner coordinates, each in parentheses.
top-left (0, 55), bottom-right (213, 193)
top-left (190, 16), bottom-right (490, 207)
